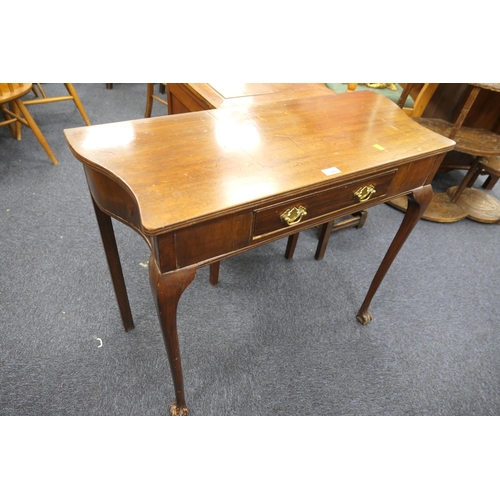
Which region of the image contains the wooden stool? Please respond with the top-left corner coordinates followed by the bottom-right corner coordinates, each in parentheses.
top-left (390, 83), bottom-right (500, 223)
top-left (446, 155), bottom-right (500, 223)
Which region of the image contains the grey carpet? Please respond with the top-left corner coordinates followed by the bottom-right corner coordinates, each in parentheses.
top-left (1, 84), bottom-right (499, 416)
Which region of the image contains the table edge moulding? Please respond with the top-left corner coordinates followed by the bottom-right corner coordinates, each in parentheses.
top-left (64, 90), bottom-right (455, 416)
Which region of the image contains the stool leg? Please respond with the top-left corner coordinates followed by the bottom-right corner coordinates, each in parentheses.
top-left (482, 175), bottom-right (499, 190)
top-left (449, 157), bottom-right (482, 203)
top-left (466, 168), bottom-right (482, 188)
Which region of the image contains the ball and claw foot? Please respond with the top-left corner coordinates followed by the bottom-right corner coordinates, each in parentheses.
top-left (356, 310), bottom-right (373, 325)
top-left (169, 402), bottom-right (189, 416)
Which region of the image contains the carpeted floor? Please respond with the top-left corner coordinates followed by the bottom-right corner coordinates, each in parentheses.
top-left (1, 83), bottom-right (500, 416)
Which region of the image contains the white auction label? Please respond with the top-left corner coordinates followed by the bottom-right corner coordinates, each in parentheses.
top-left (321, 166), bottom-right (341, 176)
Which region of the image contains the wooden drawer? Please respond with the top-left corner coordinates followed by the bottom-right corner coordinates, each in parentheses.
top-left (253, 170), bottom-right (396, 237)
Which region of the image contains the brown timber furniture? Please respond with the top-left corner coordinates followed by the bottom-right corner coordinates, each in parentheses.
top-left (426, 84), bottom-right (500, 223)
top-left (144, 83), bottom-right (168, 117)
top-left (166, 83), bottom-right (368, 279)
top-left (0, 83), bottom-right (58, 164)
top-left (166, 83), bottom-right (333, 113)
top-left (342, 83), bottom-right (430, 117)
top-left (406, 83), bottom-right (500, 190)
top-left (65, 90), bottom-right (455, 415)
top-left (391, 83), bottom-right (500, 223)
top-left (386, 83), bottom-right (468, 221)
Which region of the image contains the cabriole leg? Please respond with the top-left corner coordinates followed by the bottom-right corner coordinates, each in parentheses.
top-left (356, 185), bottom-right (433, 325)
top-left (149, 257), bottom-right (196, 415)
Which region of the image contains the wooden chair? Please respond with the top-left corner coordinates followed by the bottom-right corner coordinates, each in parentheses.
top-left (395, 83), bottom-right (439, 117)
top-left (0, 83), bottom-right (58, 164)
top-left (344, 83), bottom-right (436, 117)
top-left (145, 83), bottom-right (168, 117)
top-left (107, 83), bottom-right (169, 117)
top-left (23, 83), bottom-right (91, 126)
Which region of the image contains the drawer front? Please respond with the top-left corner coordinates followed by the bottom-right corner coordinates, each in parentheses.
top-left (253, 170), bottom-right (396, 237)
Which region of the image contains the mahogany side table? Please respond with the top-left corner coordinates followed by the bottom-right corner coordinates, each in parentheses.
top-left (65, 91), bottom-right (455, 415)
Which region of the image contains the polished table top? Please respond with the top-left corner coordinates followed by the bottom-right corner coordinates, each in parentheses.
top-left (65, 91), bottom-right (453, 236)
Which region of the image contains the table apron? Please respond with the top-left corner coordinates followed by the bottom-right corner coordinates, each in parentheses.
top-left (153, 155), bottom-right (441, 273)
top-left (83, 154), bottom-right (445, 275)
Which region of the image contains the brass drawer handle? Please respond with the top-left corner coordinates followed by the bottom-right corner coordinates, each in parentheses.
top-left (280, 205), bottom-right (308, 226)
top-left (354, 184), bottom-right (376, 202)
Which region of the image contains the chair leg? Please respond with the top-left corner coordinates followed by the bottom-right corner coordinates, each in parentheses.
top-left (64, 83), bottom-right (91, 125)
top-left (34, 83), bottom-right (48, 98)
top-left (1, 104), bottom-right (17, 138)
top-left (15, 99), bottom-right (58, 165)
top-left (145, 83), bottom-right (155, 118)
top-left (12, 102), bottom-right (22, 139)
